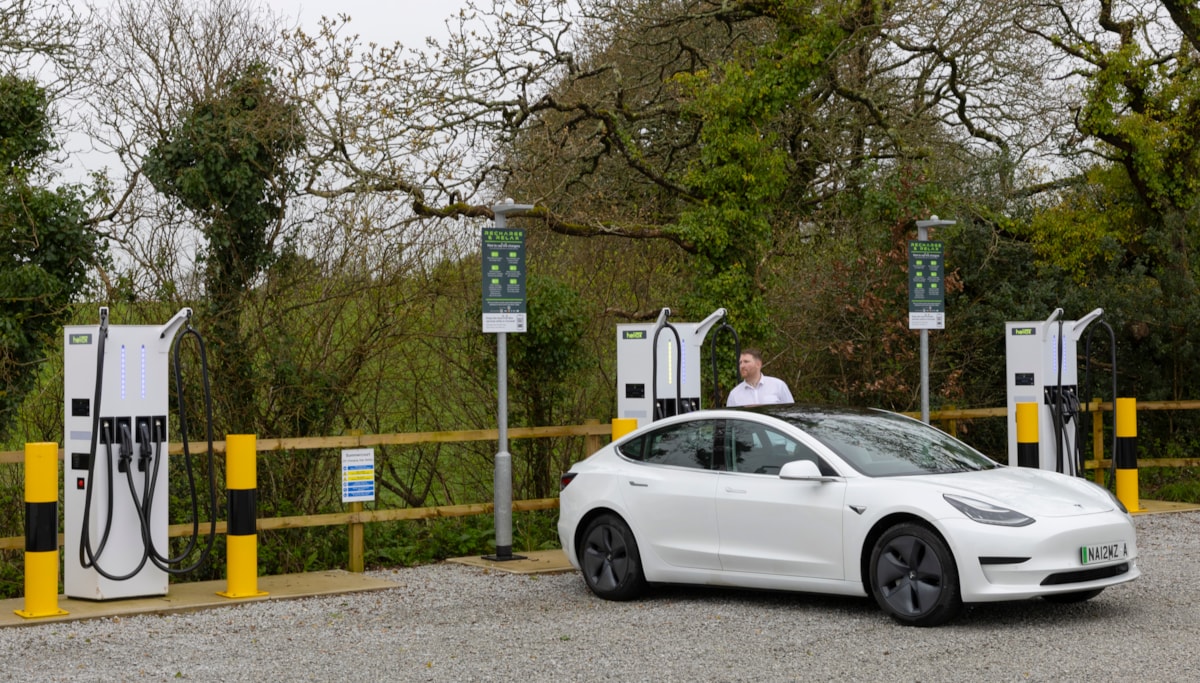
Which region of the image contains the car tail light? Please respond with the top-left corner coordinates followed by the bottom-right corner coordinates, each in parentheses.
top-left (560, 472), bottom-right (578, 490)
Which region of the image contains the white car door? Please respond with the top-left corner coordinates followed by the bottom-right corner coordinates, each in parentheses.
top-left (716, 419), bottom-right (846, 579)
top-left (619, 418), bottom-right (722, 571)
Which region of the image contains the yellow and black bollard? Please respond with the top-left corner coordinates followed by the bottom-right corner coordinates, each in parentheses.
top-left (218, 434), bottom-right (267, 598)
top-left (1115, 398), bottom-right (1141, 512)
top-left (16, 442), bottom-right (67, 618)
top-left (1015, 402), bottom-right (1039, 468)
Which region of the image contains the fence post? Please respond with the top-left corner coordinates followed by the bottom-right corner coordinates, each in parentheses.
top-left (1091, 398), bottom-right (1105, 485)
top-left (218, 434), bottom-right (267, 598)
top-left (348, 501), bottom-right (364, 573)
top-left (584, 418), bottom-right (601, 456)
top-left (15, 442), bottom-right (67, 618)
top-left (346, 430), bottom-right (365, 573)
top-left (942, 405), bottom-right (958, 438)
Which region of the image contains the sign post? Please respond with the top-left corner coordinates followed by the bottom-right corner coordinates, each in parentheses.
top-left (911, 215), bottom-right (955, 424)
top-left (483, 199), bottom-right (532, 561)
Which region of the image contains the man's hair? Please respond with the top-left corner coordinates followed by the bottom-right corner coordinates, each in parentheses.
top-left (740, 347), bottom-right (763, 362)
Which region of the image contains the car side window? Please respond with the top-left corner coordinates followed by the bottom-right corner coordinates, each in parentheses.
top-left (726, 420), bottom-right (836, 476)
top-left (616, 434), bottom-right (647, 461)
top-left (624, 420), bottom-right (716, 470)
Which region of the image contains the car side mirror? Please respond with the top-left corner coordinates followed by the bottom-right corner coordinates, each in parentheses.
top-left (779, 459), bottom-right (836, 482)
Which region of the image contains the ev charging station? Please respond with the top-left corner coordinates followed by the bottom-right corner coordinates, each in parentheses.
top-left (616, 308), bottom-right (737, 429)
top-left (1005, 308), bottom-right (1104, 475)
top-left (62, 307), bottom-right (210, 600)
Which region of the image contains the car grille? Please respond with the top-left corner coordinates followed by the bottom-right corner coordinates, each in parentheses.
top-left (1040, 562), bottom-right (1130, 586)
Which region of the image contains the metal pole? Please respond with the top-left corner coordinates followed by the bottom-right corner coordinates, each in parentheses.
top-left (913, 215), bottom-right (954, 425)
top-left (920, 329), bottom-right (929, 424)
top-left (918, 222), bottom-right (929, 424)
top-left (494, 330), bottom-right (513, 558)
top-left (485, 200), bottom-right (530, 562)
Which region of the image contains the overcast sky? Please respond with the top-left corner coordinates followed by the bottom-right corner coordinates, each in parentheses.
top-left (263, 0), bottom-right (471, 51)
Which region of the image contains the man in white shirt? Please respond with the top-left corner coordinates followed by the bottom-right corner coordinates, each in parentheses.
top-left (726, 348), bottom-right (794, 407)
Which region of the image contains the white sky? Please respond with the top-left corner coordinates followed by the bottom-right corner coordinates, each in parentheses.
top-left (263, 0), bottom-right (471, 51)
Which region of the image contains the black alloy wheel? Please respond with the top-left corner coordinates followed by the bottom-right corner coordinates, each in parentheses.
top-left (579, 513), bottom-right (646, 601)
top-left (869, 522), bottom-right (962, 626)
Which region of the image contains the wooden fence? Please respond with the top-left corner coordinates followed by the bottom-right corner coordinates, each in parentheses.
top-left (4, 403), bottom-right (1200, 568)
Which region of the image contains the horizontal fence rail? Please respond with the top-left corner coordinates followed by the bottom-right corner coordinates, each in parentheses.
top-left (0, 422), bottom-right (607, 552)
top-left (4, 404), bottom-right (1200, 558)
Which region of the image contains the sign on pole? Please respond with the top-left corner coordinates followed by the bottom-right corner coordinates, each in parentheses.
top-left (481, 227), bottom-right (527, 333)
top-left (908, 240), bottom-right (945, 330)
top-left (341, 448), bottom-right (375, 503)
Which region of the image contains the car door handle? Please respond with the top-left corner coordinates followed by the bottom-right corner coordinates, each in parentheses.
top-left (725, 487), bottom-right (746, 494)
top-left (628, 481), bottom-right (649, 487)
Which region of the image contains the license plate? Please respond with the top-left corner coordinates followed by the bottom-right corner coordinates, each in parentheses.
top-left (1081, 541), bottom-right (1128, 565)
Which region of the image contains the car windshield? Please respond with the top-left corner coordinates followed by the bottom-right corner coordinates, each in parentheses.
top-left (765, 407), bottom-right (999, 477)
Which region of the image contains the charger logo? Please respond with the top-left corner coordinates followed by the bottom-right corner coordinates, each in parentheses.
top-left (69, 333), bottom-right (93, 345)
top-left (1010, 327), bottom-right (1035, 336)
top-left (622, 331), bottom-right (646, 340)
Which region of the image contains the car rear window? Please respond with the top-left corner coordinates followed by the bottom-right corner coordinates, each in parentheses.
top-left (777, 410), bottom-right (998, 477)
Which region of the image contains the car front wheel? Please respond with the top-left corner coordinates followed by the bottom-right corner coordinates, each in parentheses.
top-left (578, 513), bottom-right (646, 601)
top-left (869, 522), bottom-right (962, 627)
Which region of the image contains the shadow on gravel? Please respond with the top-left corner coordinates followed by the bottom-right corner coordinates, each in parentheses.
top-left (580, 581), bottom-right (1131, 630)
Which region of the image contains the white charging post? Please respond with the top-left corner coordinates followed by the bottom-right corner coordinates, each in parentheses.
top-left (62, 307), bottom-right (190, 600)
top-left (616, 308), bottom-right (728, 430)
top-left (1005, 308), bottom-right (1103, 474)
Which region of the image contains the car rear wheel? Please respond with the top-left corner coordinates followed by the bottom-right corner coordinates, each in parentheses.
top-left (1042, 588), bottom-right (1104, 604)
top-left (869, 522), bottom-right (962, 627)
top-left (579, 513), bottom-right (646, 601)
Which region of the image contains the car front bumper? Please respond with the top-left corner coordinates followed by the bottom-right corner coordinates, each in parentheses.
top-left (941, 511), bottom-right (1140, 602)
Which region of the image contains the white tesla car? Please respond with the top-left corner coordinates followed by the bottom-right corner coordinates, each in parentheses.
top-left (557, 405), bottom-right (1139, 626)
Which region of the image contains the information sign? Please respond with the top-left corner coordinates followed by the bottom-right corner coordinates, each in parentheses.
top-left (341, 448), bottom-right (375, 503)
top-left (908, 240), bottom-right (945, 330)
top-left (481, 228), bottom-right (527, 333)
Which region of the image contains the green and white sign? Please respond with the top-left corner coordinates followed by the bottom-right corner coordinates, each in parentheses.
top-left (908, 240), bottom-right (945, 330)
top-left (481, 228), bottom-right (527, 333)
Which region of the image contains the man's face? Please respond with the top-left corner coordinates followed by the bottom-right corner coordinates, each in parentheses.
top-left (738, 353), bottom-right (762, 380)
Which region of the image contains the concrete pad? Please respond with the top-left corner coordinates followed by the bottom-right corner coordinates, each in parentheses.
top-left (446, 549), bottom-right (574, 574)
top-left (1, 570), bottom-right (397, 629)
top-left (1132, 499), bottom-right (1200, 515)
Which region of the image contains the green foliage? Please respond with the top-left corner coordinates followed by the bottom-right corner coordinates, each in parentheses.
top-left (143, 63), bottom-right (301, 263)
top-left (509, 274), bottom-right (590, 426)
top-left (669, 0), bottom-right (852, 340)
top-left (1140, 467), bottom-right (1200, 504)
top-left (508, 274), bottom-right (592, 497)
top-left (0, 74), bottom-right (101, 438)
top-left (143, 63), bottom-right (303, 433)
top-left (0, 74), bottom-right (51, 167)
top-left (1078, 37), bottom-right (1200, 213)
top-left (1015, 167), bottom-right (1147, 284)
top-left (367, 511), bottom-right (560, 568)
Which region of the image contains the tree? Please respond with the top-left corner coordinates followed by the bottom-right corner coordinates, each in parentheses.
top-left (1019, 0), bottom-right (1200, 405)
top-left (143, 63), bottom-right (304, 432)
top-left (0, 74), bottom-right (101, 438)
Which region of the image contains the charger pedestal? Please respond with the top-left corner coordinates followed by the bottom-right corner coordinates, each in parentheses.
top-left (62, 308), bottom-right (189, 600)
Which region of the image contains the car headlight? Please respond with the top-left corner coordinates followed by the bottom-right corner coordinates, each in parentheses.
top-left (943, 494), bottom-right (1035, 527)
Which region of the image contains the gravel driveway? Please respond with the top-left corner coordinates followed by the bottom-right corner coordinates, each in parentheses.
top-left (2, 511), bottom-right (1197, 682)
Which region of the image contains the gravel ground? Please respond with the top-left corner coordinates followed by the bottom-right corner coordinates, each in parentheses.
top-left (2, 512), bottom-right (1198, 682)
